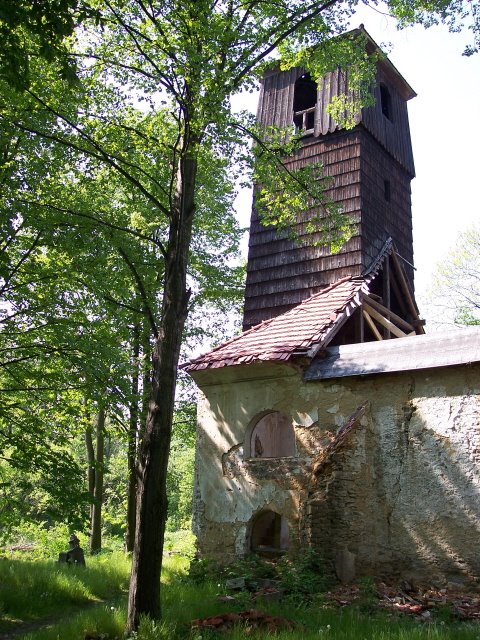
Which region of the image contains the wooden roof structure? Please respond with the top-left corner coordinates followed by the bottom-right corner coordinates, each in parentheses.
top-left (186, 242), bottom-right (424, 373)
top-left (305, 327), bottom-right (480, 381)
top-left (186, 277), bottom-right (364, 371)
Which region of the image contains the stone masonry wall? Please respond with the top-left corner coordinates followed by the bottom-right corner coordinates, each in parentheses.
top-left (192, 362), bottom-right (480, 586)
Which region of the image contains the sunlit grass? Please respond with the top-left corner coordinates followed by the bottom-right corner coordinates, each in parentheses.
top-left (0, 551), bottom-right (130, 630)
top-left (4, 552), bottom-right (480, 639)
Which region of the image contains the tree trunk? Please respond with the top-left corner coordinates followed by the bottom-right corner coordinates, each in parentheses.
top-left (90, 405), bottom-right (106, 553)
top-left (85, 424), bottom-right (95, 525)
top-left (126, 148), bottom-right (197, 632)
top-left (125, 323), bottom-right (140, 553)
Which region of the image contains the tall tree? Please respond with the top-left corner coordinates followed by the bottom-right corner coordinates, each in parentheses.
top-left (0, 38), bottom-right (244, 552)
top-left (86, 403), bottom-right (106, 553)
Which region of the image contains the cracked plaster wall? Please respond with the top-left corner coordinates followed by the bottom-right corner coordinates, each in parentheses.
top-left (192, 362), bottom-right (480, 585)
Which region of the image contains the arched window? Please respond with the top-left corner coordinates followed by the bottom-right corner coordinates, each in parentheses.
top-left (293, 73), bottom-right (317, 133)
top-left (248, 411), bottom-right (295, 458)
top-left (380, 84), bottom-right (392, 121)
top-left (250, 510), bottom-right (289, 554)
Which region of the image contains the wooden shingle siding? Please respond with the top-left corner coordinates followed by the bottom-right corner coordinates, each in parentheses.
top-left (246, 250), bottom-right (364, 285)
top-left (358, 129), bottom-right (414, 287)
top-left (243, 129), bottom-right (364, 329)
top-left (246, 235), bottom-right (362, 271)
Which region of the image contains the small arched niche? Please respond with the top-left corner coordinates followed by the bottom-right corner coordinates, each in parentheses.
top-left (246, 411), bottom-right (296, 458)
top-left (293, 73), bottom-right (317, 133)
top-left (250, 510), bottom-right (289, 555)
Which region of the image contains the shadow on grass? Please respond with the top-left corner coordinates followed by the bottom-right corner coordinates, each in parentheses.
top-left (7, 556), bottom-right (480, 640)
top-left (0, 552), bottom-right (130, 636)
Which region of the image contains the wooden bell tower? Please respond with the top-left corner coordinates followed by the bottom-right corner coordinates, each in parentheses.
top-left (243, 28), bottom-right (417, 332)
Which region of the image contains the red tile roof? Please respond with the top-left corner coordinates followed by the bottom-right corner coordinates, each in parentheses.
top-left (186, 277), bottom-right (366, 371)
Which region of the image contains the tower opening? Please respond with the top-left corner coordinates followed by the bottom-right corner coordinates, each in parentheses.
top-left (293, 73), bottom-right (317, 133)
top-left (384, 179), bottom-right (391, 202)
top-left (380, 83), bottom-right (392, 121)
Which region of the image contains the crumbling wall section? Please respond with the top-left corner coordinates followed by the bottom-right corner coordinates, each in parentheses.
top-left (192, 362), bottom-right (480, 585)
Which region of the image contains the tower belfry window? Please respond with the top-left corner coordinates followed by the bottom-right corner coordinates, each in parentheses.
top-left (384, 179), bottom-right (391, 202)
top-left (293, 73), bottom-right (317, 134)
top-left (380, 84), bottom-right (393, 121)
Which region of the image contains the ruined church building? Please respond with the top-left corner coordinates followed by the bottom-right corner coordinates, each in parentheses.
top-left (186, 29), bottom-right (480, 587)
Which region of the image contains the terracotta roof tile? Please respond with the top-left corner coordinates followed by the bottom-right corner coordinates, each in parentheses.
top-left (185, 277), bottom-right (365, 371)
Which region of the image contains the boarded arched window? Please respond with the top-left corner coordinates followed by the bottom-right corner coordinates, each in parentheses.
top-left (250, 510), bottom-right (289, 554)
top-left (293, 73), bottom-right (317, 133)
top-left (249, 411), bottom-right (295, 458)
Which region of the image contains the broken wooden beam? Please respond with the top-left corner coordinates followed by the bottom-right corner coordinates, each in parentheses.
top-left (363, 309), bottom-right (383, 340)
top-left (312, 402), bottom-right (369, 476)
top-left (363, 294), bottom-right (415, 334)
top-left (363, 303), bottom-right (407, 339)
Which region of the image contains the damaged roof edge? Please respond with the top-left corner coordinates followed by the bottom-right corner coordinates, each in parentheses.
top-left (305, 327), bottom-right (480, 381)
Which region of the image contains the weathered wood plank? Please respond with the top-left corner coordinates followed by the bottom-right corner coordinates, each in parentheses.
top-left (363, 310), bottom-right (383, 340)
top-left (363, 303), bottom-right (407, 338)
top-left (390, 251), bottom-right (419, 320)
top-left (312, 402), bottom-right (369, 476)
top-left (363, 294), bottom-right (415, 333)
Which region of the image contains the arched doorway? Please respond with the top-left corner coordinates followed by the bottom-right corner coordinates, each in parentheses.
top-left (250, 510), bottom-right (289, 555)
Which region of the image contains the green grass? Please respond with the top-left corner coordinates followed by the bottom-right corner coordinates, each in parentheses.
top-left (2, 552), bottom-right (480, 640)
top-left (0, 550), bottom-right (130, 634)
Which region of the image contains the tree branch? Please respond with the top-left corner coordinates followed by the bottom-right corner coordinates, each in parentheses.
top-left (16, 198), bottom-right (167, 255)
top-left (20, 91), bottom-right (172, 217)
top-left (0, 231), bottom-right (42, 296)
top-left (117, 246), bottom-right (159, 338)
top-left (231, 0), bottom-right (341, 88)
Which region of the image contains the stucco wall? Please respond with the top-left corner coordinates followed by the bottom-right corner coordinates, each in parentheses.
top-left (191, 361), bottom-right (480, 586)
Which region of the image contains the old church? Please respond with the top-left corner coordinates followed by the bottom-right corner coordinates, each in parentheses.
top-left (185, 28), bottom-right (480, 587)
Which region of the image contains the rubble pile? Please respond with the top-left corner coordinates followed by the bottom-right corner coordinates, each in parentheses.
top-left (194, 578), bottom-right (480, 632)
top-left (191, 609), bottom-right (297, 632)
top-left (325, 581), bottom-right (480, 621)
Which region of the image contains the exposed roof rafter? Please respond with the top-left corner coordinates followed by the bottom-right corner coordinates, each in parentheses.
top-left (184, 244), bottom-right (424, 373)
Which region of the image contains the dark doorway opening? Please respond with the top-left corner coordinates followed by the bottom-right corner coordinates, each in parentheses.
top-left (380, 84), bottom-right (393, 121)
top-left (250, 510), bottom-right (289, 556)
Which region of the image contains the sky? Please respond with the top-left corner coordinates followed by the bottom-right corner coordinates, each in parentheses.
top-left (232, 6), bottom-right (480, 324)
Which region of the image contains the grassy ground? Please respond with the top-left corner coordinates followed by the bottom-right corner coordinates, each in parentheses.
top-left (1, 550), bottom-right (479, 639)
top-left (0, 550), bottom-right (130, 638)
